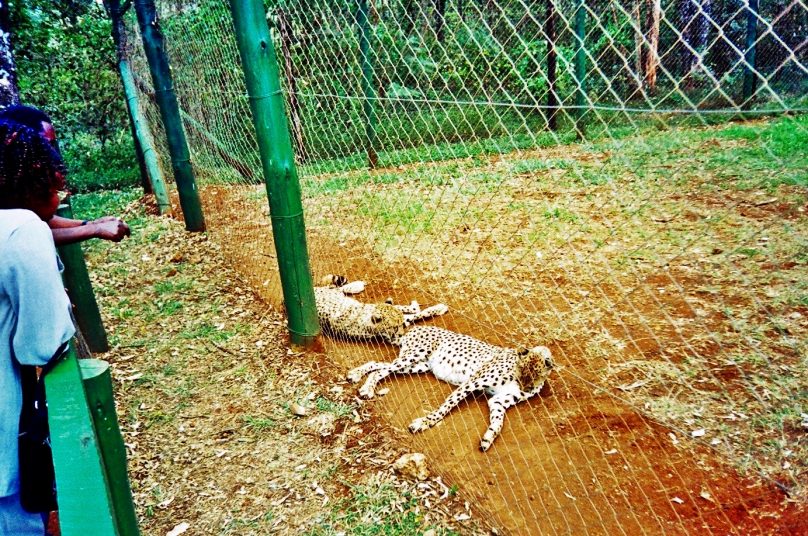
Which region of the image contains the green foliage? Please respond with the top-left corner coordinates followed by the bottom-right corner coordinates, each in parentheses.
top-left (11, 0), bottom-right (126, 143)
top-left (62, 130), bottom-right (141, 192)
top-left (11, 0), bottom-right (137, 192)
top-left (70, 188), bottom-right (141, 221)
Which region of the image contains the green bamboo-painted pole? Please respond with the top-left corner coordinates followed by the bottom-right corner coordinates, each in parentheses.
top-left (134, 0), bottom-right (205, 231)
top-left (106, 0), bottom-right (170, 212)
top-left (573, 0), bottom-right (587, 136)
top-left (45, 344), bottom-right (119, 535)
top-left (126, 106), bottom-right (151, 194)
top-left (56, 202), bottom-right (109, 353)
top-left (80, 359), bottom-right (139, 536)
top-left (120, 59), bottom-right (172, 214)
top-left (229, 0), bottom-right (320, 346)
top-left (358, 0), bottom-right (378, 168)
top-left (742, 0), bottom-right (759, 109)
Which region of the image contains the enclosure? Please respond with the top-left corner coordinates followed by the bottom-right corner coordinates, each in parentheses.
top-left (105, 0), bottom-right (808, 533)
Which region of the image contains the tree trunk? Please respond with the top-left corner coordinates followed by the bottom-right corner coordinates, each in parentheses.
top-left (545, 0), bottom-right (558, 130)
top-left (632, 0), bottom-right (643, 94)
top-left (644, 0), bottom-right (661, 91)
top-left (679, 0), bottom-right (712, 78)
top-left (0, 0), bottom-right (20, 108)
top-left (434, 0), bottom-right (446, 41)
top-left (277, 7), bottom-right (306, 162)
top-left (402, 0), bottom-right (416, 36)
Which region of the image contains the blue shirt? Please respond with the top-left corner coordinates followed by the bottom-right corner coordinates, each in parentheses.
top-left (0, 209), bottom-right (74, 498)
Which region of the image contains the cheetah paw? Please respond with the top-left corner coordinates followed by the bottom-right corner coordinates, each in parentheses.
top-left (346, 368), bottom-right (365, 383)
top-left (358, 385), bottom-right (376, 399)
top-left (408, 417), bottom-right (430, 434)
top-left (424, 303), bottom-right (449, 316)
top-left (479, 432), bottom-right (496, 452)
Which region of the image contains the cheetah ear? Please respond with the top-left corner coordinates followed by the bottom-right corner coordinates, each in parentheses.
top-left (517, 347), bottom-right (530, 357)
top-left (384, 297), bottom-right (394, 305)
top-left (371, 312), bottom-right (383, 324)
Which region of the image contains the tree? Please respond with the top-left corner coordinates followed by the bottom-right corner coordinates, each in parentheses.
top-left (0, 0), bottom-right (20, 107)
top-left (644, 0), bottom-right (661, 91)
top-left (679, 0), bottom-right (713, 80)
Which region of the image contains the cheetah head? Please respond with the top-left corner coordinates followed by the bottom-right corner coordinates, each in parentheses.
top-left (514, 346), bottom-right (553, 392)
top-left (369, 304), bottom-right (407, 345)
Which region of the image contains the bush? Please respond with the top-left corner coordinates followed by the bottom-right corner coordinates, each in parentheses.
top-left (62, 129), bottom-right (141, 193)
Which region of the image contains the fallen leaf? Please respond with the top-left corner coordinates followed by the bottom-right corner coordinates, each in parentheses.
top-left (166, 522), bottom-right (189, 536)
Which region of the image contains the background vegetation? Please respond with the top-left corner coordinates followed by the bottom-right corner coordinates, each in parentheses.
top-left (9, 0), bottom-right (806, 192)
top-left (10, 0), bottom-right (138, 192)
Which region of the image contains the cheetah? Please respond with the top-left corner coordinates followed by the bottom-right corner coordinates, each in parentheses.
top-left (347, 326), bottom-right (553, 451)
top-left (315, 275), bottom-right (448, 345)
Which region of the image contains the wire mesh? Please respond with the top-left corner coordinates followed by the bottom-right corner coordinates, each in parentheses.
top-left (123, 0), bottom-right (806, 533)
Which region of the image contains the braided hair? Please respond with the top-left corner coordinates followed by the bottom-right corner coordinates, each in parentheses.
top-left (0, 105), bottom-right (53, 130)
top-left (0, 120), bottom-right (65, 210)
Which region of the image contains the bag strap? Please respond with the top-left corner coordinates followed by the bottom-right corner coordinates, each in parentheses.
top-left (39, 341), bottom-right (70, 378)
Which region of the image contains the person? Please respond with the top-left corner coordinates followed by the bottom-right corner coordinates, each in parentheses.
top-left (0, 120), bottom-right (75, 534)
top-left (0, 105), bottom-right (130, 246)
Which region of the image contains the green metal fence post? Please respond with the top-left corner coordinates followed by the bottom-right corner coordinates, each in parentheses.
top-left (45, 344), bottom-right (119, 535)
top-left (80, 359), bottom-right (140, 536)
top-left (228, 0), bottom-right (320, 347)
top-left (358, 0), bottom-right (378, 168)
top-left (573, 0), bottom-right (587, 137)
top-left (56, 202), bottom-right (109, 353)
top-left (134, 0), bottom-right (206, 231)
top-left (742, 0), bottom-right (759, 109)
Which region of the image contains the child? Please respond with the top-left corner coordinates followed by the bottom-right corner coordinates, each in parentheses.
top-left (0, 105), bottom-right (130, 246)
top-left (0, 120), bottom-right (75, 534)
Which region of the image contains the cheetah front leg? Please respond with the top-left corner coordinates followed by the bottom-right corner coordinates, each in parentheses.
top-left (408, 377), bottom-right (485, 434)
top-left (403, 303), bottom-right (449, 326)
top-left (391, 300), bottom-right (420, 315)
top-left (358, 359), bottom-right (432, 399)
top-left (479, 392), bottom-right (520, 452)
top-left (346, 361), bottom-right (387, 384)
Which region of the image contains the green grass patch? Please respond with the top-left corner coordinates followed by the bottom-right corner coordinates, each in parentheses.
top-left (306, 480), bottom-right (458, 536)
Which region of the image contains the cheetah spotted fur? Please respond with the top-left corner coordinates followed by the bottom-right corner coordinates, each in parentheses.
top-left (315, 275), bottom-right (448, 345)
top-left (347, 326), bottom-right (553, 451)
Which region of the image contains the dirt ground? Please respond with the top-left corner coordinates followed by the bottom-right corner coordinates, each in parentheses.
top-left (88, 201), bottom-right (488, 535)
top-left (199, 161), bottom-right (807, 534)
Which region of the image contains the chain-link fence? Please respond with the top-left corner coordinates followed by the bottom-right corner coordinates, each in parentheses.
top-left (123, 0), bottom-right (806, 533)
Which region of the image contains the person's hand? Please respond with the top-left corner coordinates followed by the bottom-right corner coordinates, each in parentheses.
top-left (93, 216), bottom-right (121, 224)
top-left (93, 218), bottom-right (131, 242)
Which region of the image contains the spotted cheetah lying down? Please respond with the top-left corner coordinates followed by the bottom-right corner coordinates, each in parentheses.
top-left (315, 275), bottom-right (448, 345)
top-left (347, 326), bottom-right (554, 451)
